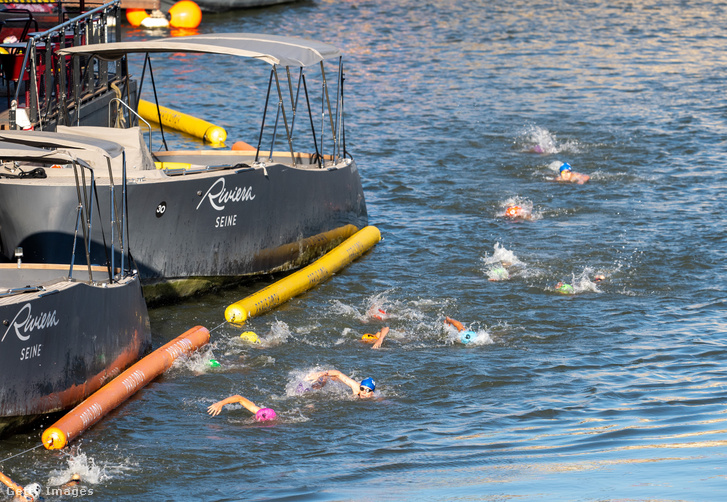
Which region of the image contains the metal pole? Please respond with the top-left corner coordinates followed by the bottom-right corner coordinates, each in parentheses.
top-left (302, 74), bottom-right (322, 169)
top-left (255, 69), bottom-right (274, 163)
top-left (273, 66), bottom-right (296, 165)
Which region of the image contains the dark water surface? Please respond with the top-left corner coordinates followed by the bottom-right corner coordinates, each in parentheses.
top-left (4, 0), bottom-right (727, 500)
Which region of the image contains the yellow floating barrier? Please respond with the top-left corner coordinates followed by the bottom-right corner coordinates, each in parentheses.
top-left (42, 326), bottom-right (210, 450)
top-left (138, 99), bottom-right (227, 145)
top-left (225, 225), bottom-right (381, 323)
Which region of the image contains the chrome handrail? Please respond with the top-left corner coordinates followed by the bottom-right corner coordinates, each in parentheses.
top-left (109, 97), bottom-right (152, 152)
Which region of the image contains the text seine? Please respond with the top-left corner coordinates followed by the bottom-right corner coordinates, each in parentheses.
top-left (197, 178), bottom-right (255, 211)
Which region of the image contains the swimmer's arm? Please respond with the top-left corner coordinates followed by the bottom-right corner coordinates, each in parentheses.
top-left (574, 173), bottom-right (590, 184)
top-left (445, 317), bottom-right (465, 332)
top-left (323, 370), bottom-right (360, 394)
top-left (207, 395), bottom-right (260, 416)
top-left (371, 327), bottom-right (390, 349)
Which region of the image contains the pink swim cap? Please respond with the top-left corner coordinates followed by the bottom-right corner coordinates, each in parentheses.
top-left (255, 408), bottom-right (276, 422)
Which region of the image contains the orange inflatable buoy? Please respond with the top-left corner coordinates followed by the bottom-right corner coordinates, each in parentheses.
top-left (169, 0), bottom-right (202, 29)
top-left (231, 140), bottom-right (255, 151)
top-left (126, 9), bottom-right (148, 27)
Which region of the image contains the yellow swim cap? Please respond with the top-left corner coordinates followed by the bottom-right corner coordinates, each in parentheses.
top-left (240, 331), bottom-right (260, 343)
top-left (361, 333), bottom-right (378, 341)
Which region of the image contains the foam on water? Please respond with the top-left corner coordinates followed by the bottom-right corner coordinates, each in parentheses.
top-left (46, 449), bottom-right (132, 486)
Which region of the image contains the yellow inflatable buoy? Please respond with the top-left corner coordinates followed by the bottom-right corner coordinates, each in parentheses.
top-left (240, 331), bottom-right (260, 344)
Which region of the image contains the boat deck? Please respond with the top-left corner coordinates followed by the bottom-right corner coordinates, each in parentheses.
top-left (0, 263), bottom-right (117, 295)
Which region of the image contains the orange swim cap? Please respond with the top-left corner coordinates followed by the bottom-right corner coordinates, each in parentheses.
top-left (506, 205), bottom-right (522, 217)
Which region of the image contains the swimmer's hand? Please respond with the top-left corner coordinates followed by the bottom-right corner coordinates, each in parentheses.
top-left (207, 401), bottom-right (225, 416)
top-left (371, 327), bottom-right (390, 349)
top-left (306, 370), bottom-right (325, 381)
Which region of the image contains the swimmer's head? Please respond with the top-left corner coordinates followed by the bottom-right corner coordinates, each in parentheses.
top-left (361, 333), bottom-right (378, 342)
top-left (240, 331), bottom-right (260, 344)
top-left (460, 330), bottom-right (477, 344)
top-left (255, 408), bottom-right (276, 422)
top-left (360, 377), bottom-right (376, 393)
top-left (559, 162), bottom-right (572, 173)
top-left (23, 483), bottom-right (41, 501)
top-left (594, 274), bottom-right (605, 282)
top-left (505, 205), bottom-right (522, 217)
top-left (556, 282), bottom-right (574, 294)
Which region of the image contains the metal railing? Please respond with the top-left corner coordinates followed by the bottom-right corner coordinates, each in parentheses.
top-left (9, 0), bottom-right (123, 130)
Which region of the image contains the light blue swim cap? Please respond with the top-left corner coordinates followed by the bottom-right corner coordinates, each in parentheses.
top-left (460, 330), bottom-right (477, 344)
top-left (360, 377), bottom-right (376, 391)
top-left (559, 162), bottom-right (572, 172)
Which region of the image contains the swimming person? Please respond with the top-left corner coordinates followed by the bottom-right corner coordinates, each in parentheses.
top-left (557, 162), bottom-right (590, 184)
top-left (361, 326), bottom-right (390, 349)
top-left (207, 395), bottom-right (277, 421)
top-left (306, 369), bottom-right (377, 398)
top-left (60, 474), bottom-right (82, 490)
top-left (555, 282), bottom-right (575, 294)
top-left (444, 317), bottom-right (478, 344)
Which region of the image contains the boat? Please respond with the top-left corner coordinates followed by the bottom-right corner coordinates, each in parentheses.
top-left (0, 0), bottom-right (137, 131)
top-left (0, 33), bottom-right (368, 301)
top-left (0, 139), bottom-right (151, 437)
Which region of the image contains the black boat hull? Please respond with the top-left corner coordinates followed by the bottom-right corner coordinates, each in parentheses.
top-left (0, 159), bottom-right (368, 287)
top-left (0, 271), bottom-right (151, 436)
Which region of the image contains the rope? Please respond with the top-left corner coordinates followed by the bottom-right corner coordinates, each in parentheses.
top-left (210, 321), bottom-right (228, 333)
top-left (110, 82), bottom-right (126, 128)
top-left (0, 443), bottom-right (44, 465)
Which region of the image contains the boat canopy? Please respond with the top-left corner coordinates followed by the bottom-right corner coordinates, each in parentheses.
top-left (0, 141), bottom-right (77, 164)
top-left (0, 128), bottom-right (155, 171)
top-left (58, 33), bottom-right (342, 68)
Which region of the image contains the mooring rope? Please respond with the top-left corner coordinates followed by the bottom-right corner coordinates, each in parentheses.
top-left (0, 443), bottom-right (44, 465)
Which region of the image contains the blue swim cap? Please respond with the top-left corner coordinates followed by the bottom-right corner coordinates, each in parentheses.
top-left (559, 162), bottom-right (572, 172)
top-left (360, 377), bottom-right (376, 391)
top-left (460, 330), bottom-right (477, 344)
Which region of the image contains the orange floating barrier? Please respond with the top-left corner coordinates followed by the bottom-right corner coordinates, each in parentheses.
top-left (0, 471), bottom-right (24, 498)
top-left (42, 326), bottom-right (210, 450)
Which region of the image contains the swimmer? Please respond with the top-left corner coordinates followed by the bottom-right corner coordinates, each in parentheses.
top-left (444, 317), bottom-right (478, 344)
top-left (504, 204), bottom-right (536, 221)
top-left (361, 326), bottom-right (390, 349)
top-left (505, 205), bottom-right (523, 218)
top-left (59, 474), bottom-right (82, 491)
top-left (207, 395), bottom-right (277, 421)
top-left (555, 282), bottom-right (575, 294)
top-left (593, 274), bottom-right (605, 282)
top-left (306, 369), bottom-right (377, 398)
top-left (556, 162), bottom-right (590, 184)
top-left (13, 483), bottom-right (40, 502)
top-left (369, 307), bottom-right (388, 321)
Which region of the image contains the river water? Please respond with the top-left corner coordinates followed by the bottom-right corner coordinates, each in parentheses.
top-left (3, 0), bottom-right (727, 500)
